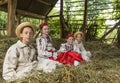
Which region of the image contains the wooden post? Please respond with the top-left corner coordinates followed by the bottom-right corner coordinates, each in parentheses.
top-left (60, 0), bottom-right (64, 38)
top-left (16, 14), bottom-right (21, 25)
top-left (7, 0), bottom-right (17, 36)
top-left (100, 20), bottom-right (120, 40)
top-left (45, 16), bottom-right (48, 22)
top-left (80, 0), bottom-right (88, 33)
top-left (117, 27), bottom-right (120, 47)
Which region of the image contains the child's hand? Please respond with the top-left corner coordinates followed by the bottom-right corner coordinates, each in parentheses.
top-left (57, 51), bottom-right (62, 55)
top-left (53, 52), bottom-right (58, 59)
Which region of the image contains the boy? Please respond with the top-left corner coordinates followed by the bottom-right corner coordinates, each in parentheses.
top-left (3, 22), bottom-right (38, 82)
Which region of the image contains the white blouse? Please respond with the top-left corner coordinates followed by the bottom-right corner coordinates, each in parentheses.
top-left (36, 34), bottom-right (56, 59)
top-left (3, 40), bottom-right (38, 81)
top-left (36, 34), bottom-right (60, 73)
top-left (58, 43), bottom-right (80, 53)
top-left (74, 40), bottom-right (91, 61)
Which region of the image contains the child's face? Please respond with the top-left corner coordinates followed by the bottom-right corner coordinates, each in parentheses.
top-left (76, 34), bottom-right (82, 41)
top-left (41, 25), bottom-right (49, 35)
top-left (20, 27), bottom-right (34, 44)
top-left (67, 37), bottom-right (74, 44)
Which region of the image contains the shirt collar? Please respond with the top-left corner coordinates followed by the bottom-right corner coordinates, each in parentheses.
top-left (66, 43), bottom-right (73, 46)
top-left (17, 40), bottom-right (32, 48)
top-left (42, 34), bottom-right (50, 37)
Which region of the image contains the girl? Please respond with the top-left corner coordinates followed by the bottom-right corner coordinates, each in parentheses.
top-left (36, 22), bottom-right (60, 73)
top-left (2, 22), bottom-right (38, 82)
top-left (74, 31), bottom-right (91, 62)
top-left (56, 34), bottom-right (84, 66)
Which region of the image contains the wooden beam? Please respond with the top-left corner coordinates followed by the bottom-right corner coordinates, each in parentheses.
top-left (15, 14), bottom-right (21, 25)
top-left (37, 0), bottom-right (51, 6)
top-left (0, 6), bottom-right (7, 12)
top-left (45, 0), bottom-right (58, 16)
top-left (7, 0), bottom-right (17, 36)
top-left (100, 20), bottom-right (120, 40)
top-left (60, 0), bottom-right (63, 38)
top-left (16, 9), bottom-right (45, 19)
top-left (0, 0), bottom-right (8, 6)
top-left (80, 0), bottom-right (88, 33)
top-left (47, 15), bottom-right (60, 18)
top-left (117, 27), bottom-right (120, 46)
top-left (0, 7), bottom-right (45, 19)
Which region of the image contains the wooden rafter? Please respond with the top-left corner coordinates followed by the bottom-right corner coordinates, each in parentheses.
top-left (41, 0), bottom-right (58, 16)
top-left (0, 0), bottom-right (8, 6)
top-left (0, 7), bottom-right (45, 19)
top-left (16, 9), bottom-right (45, 19)
top-left (47, 15), bottom-right (60, 18)
top-left (37, 0), bottom-right (51, 6)
top-left (0, 6), bottom-right (7, 11)
top-left (100, 20), bottom-right (120, 40)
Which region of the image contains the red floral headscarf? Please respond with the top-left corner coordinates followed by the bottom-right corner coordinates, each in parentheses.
top-left (40, 22), bottom-right (48, 30)
top-left (66, 33), bottom-right (74, 39)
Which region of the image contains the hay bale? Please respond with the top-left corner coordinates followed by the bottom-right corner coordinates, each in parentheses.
top-left (0, 38), bottom-right (120, 83)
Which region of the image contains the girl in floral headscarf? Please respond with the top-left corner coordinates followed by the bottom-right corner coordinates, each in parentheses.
top-left (56, 33), bottom-right (84, 66)
top-left (36, 22), bottom-right (60, 73)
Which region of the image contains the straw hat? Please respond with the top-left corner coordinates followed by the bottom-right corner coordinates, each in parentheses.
top-left (15, 22), bottom-right (36, 39)
top-left (74, 31), bottom-right (84, 38)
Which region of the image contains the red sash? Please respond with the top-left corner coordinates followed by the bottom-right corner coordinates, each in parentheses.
top-left (56, 51), bottom-right (84, 65)
top-left (48, 50), bottom-right (55, 60)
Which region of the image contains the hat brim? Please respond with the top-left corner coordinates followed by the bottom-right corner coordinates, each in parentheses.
top-left (16, 22), bottom-right (36, 39)
top-left (74, 31), bottom-right (84, 38)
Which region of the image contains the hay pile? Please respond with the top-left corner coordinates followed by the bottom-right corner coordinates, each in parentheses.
top-left (0, 37), bottom-right (120, 83)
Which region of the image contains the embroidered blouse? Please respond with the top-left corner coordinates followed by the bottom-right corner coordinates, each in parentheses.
top-left (58, 43), bottom-right (80, 53)
top-left (36, 34), bottom-right (56, 59)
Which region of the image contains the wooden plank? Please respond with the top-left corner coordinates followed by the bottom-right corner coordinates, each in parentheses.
top-left (16, 14), bottom-right (21, 25)
top-left (7, 0), bottom-right (17, 36)
top-left (0, 0), bottom-right (8, 6)
top-left (60, 0), bottom-right (64, 38)
top-left (88, 1), bottom-right (118, 6)
top-left (36, 0), bottom-right (51, 6)
top-left (100, 20), bottom-right (120, 40)
top-left (0, 6), bottom-right (45, 19)
top-left (44, 0), bottom-right (58, 16)
top-left (47, 15), bottom-right (60, 18)
top-left (16, 9), bottom-right (45, 19)
top-left (0, 6), bottom-right (7, 12)
top-left (65, 1), bottom-right (84, 3)
top-left (117, 27), bottom-right (120, 46)
top-left (80, 0), bottom-right (88, 33)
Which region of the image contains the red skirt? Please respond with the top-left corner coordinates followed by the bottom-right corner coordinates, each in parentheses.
top-left (56, 51), bottom-right (84, 65)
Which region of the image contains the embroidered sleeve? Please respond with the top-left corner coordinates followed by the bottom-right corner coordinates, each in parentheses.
top-left (79, 42), bottom-right (86, 51)
top-left (36, 37), bottom-right (52, 59)
top-left (73, 44), bottom-right (81, 53)
top-left (58, 44), bottom-right (66, 52)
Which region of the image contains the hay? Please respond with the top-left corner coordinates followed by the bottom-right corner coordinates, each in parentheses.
top-left (0, 37), bottom-right (120, 83)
